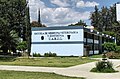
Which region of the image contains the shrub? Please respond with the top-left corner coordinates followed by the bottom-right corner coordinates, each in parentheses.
top-left (52, 53), bottom-right (57, 57)
top-left (33, 53), bottom-right (41, 57)
top-left (37, 53), bottom-right (41, 57)
top-left (90, 61), bottom-right (117, 73)
top-left (17, 41), bottom-right (27, 53)
top-left (115, 46), bottom-right (120, 53)
top-left (44, 52), bottom-right (57, 57)
top-left (44, 53), bottom-right (49, 57)
top-left (102, 42), bottom-right (116, 52)
top-left (90, 53), bottom-right (117, 73)
top-left (48, 52), bottom-right (52, 57)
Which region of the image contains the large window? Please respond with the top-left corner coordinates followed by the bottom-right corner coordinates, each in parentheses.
top-left (94, 35), bottom-right (99, 44)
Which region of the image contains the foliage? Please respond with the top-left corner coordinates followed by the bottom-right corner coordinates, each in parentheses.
top-left (44, 52), bottom-right (57, 57)
top-left (103, 31), bottom-right (116, 37)
top-left (91, 53), bottom-right (117, 73)
top-left (31, 21), bottom-right (46, 27)
top-left (90, 6), bottom-right (101, 31)
top-left (90, 5), bottom-right (119, 32)
top-left (102, 42), bottom-right (116, 52)
top-left (68, 20), bottom-right (87, 26)
top-left (0, 30), bottom-right (19, 53)
top-left (0, 0), bottom-right (30, 53)
top-left (16, 41), bottom-right (27, 52)
top-left (115, 46), bottom-right (120, 53)
top-left (0, 70), bottom-right (85, 79)
top-left (33, 53), bottom-right (41, 57)
top-left (90, 4), bottom-right (120, 45)
top-left (90, 61), bottom-right (117, 73)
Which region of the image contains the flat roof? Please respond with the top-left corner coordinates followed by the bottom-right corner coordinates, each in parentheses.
top-left (31, 26), bottom-right (83, 31)
top-left (31, 26), bottom-right (115, 39)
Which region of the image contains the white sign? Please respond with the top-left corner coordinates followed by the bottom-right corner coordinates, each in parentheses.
top-left (32, 29), bottom-right (83, 42)
top-left (116, 4), bottom-right (120, 21)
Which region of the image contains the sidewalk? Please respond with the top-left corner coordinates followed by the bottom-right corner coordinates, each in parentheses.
top-left (0, 59), bottom-right (120, 79)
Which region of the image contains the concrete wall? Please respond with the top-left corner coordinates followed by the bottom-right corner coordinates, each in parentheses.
top-left (31, 26), bottom-right (84, 56)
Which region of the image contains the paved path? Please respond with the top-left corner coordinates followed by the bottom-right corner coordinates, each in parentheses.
top-left (0, 59), bottom-right (120, 79)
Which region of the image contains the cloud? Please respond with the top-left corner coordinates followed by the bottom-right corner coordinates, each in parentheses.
top-left (29, 0), bottom-right (46, 8)
top-left (41, 7), bottom-right (90, 26)
top-left (28, 0), bottom-right (92, 26)
top-left (50, 0), bottom-right (70, 7)
top-left (28, 0), bottom-right (46, 22)
top-left (76, 0), bottom-right (99, 8)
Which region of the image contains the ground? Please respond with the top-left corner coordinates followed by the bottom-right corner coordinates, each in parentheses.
top-left (0, 57), bottom-right (95, 67)
top-left (0, 58), bottom-right (120, 79)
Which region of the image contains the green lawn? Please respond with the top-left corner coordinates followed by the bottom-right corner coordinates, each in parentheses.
top-left (0, 57), bottom-right (95, 67)
top-left (89, 54), bottom-right (102, 58)
top-left (0, 70), bottom-right (84, 79)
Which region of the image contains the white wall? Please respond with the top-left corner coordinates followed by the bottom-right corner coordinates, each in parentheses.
top-left (116, 4), bottom-right (120, 21)
top-left (31, 44), bottom-right (84, 56)
top-left (31, 28), bottom-right (84, 56)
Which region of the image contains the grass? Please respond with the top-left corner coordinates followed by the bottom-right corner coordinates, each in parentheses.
top-left (0, 57), bottom-right (95, 67)
top-left (0, 70), bottom-right (85, 79)
top-left (89, 54), bottom-right (102, 58)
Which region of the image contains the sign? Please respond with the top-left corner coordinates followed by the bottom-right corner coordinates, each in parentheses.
top-left (32, 29), bottom-right (83, 42)
top-left (116, 4), bottom-right (120, 21)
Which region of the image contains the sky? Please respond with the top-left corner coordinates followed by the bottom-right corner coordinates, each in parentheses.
top-left (28, 0), bottom-right (120, 27)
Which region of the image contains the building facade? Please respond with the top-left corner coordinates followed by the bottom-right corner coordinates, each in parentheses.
top-left (31, 26), bottom-right (115, 56)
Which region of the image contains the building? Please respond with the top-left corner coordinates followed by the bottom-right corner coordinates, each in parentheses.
top-left (31, 26), bottom-right (115, 56)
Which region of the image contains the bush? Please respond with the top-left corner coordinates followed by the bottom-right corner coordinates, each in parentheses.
top-left (90, 61), bottom-right (117, 73)
top-left (44, 52), bottom-right (57, 57)
top-left (115, 46), bottom-right (120, 53)
top-left (102, 42), bottom-right (116, 52)
top-left (33, 53), bottom-right (41, 57)
top-left (44, 53), bottom-right (49, 57)
top-left (52, 53), bottom-right (57, 57)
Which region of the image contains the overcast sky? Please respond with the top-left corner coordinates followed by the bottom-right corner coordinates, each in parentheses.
top-left (28, 0), bottom-right (120, 27)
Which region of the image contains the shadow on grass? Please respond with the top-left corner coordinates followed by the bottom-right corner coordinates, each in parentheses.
top-left (0, 57), bottom-right (16, 62)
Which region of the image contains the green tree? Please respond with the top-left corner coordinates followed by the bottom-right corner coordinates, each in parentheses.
top-left (90, 4), bottom-right (120, 45)
top-left (25, 6), bottom-right (31, 56)
top-left (102, 42), bottom-right (116, 52)
top-left (69, 20), bottom-right (87, 26)
top-left (90, 6), bottom-right (101, 31)
top-left (17, 41), bottom-right (27, 53)
top-left (31, 21), bottom-right (46, 27)
top-left (0, 0), bottom-right (30, 54)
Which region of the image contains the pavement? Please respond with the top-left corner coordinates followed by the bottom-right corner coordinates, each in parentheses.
top-left (0, 59), bottom-right (120, 79)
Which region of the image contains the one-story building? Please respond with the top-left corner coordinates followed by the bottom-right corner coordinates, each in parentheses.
top-left (31, 26), bottom-right (115, 56)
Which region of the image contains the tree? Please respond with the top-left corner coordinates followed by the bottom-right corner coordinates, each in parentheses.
top-left (90, 4), bottom-right (120, 45)
top-left (68, 20), bottom-right (87, 26)
top-left (17, 41), bottom-right (27, 53)
top-left (0, 0), bottom-right (30, 54)
top-left (102, 42), bottom-right (116, 52)
top-left (31, 8), bottom-right (46, 27)
top-left (31, 21), bottom-right (46, 27)
top-left (25, 6), bottom-right (31, 56)
top-left (90, 6), bottom-right (101, 31)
